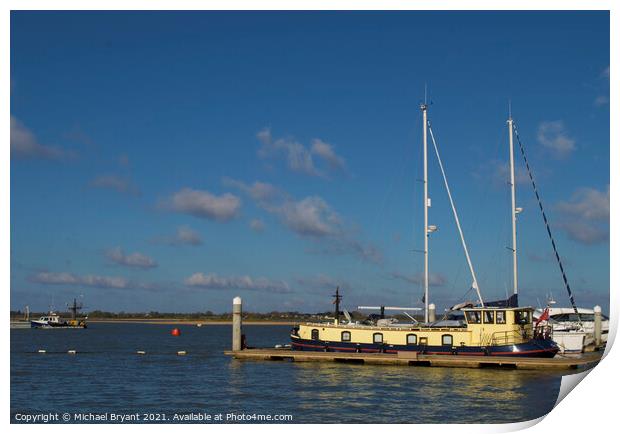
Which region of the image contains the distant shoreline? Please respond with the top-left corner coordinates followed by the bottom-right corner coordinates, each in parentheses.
top-left (87, 319), bottom-right (297, 325)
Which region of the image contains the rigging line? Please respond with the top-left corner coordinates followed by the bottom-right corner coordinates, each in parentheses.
top-left (428, 122), bottom-right (484, 306)
top-left (512, 122), bottom-right (582, 326)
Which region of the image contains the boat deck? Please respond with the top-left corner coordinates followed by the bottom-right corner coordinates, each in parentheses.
top-left (225, 348), bottom-right (602, 370)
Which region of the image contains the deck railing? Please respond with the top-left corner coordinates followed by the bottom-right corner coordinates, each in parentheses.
top-left (488, 328), bottom-right (530, 346)
top-left (488, 325), bottom-right (553, 346)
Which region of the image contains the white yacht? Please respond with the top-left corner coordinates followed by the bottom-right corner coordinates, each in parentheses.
top-left (534, 306), bottom-right (608, 352)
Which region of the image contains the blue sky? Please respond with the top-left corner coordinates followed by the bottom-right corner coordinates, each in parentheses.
top-left (10, 11), bottom-right (610, 314)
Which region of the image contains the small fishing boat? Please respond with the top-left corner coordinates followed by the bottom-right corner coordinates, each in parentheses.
top-left (30, 299), bottom-right (88, 329)
top-left (30, 312), bottom-right (87, 328)
top-left (291, 102), bottom-right (560, 358)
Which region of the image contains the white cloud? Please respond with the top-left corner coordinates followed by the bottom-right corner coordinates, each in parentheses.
top-left (389, 271), bottom-right (447, 287)
top-left (256, 127), bottom-right (272, 145)
top-left (487, 159), bottom-right (530, 187)
top-left (256, 127), bottom-right (347, 177)
top-left (222, 178), bottom-right (282, 205)
top-left (231, 179), bottom-right (381, 263)
top-left (556, 222), bottom-right (608, 245)
top-left (280, 140), bottom-right (317, 176)
top-left (185, 272), bottom-right (292, 293)
top-left (311, 139), bottom-right (346, 171)
top-left (174, 225), bottom-right (203, 245)
top-left (537, 121), bottom-right (576, 158)
top-left (106, 247), bottom-right (158, 269)
top-left (555, 186), bottom-right (609, 245)
top-left (249, 219), bottom-right (265, 232)
top-left (31, 272), bottom-right (129, 289)
top-left (90, 174), bottom-right (139, 195)
top-left (164, 188), bottom-right (241, 222)
top-left (295, 274), bottom-right (350, 292)
top-left (278, 196), bottom-right (339, 237)
top-left (601, 66), bottom-right (610, 79)
top-left (11, 116), bottom-right (71, 160)
top-left (594, 95), bottom-right (609, 107)
top-left (556, 186), bottom-right (609, 221)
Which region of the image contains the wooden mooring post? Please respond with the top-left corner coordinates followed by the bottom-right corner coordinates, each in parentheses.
top-left (594, 305), bottom-right (602, 348)
top-left (232, 296), bottom-right (242, 351)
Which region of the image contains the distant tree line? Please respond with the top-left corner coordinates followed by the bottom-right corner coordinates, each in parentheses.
top-left (10, 309), bottom-right (422, 321)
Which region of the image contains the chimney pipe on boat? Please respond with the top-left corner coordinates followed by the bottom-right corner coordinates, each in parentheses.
top-left (428, 303), bottom-right (436, 322)
top-left (333, 287), bottom-right (342, 325)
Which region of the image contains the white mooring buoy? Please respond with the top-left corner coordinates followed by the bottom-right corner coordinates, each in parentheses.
top-left (136, 350), bottom-right (146, 355)
top-left (37, 349), bottom-right (46, 354)
top-left (68, 350), bottom-right (77, 355)
top-left (177, 350), bottom-right (187, 356)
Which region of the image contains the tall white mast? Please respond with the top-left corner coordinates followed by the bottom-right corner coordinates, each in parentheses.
top-left (507, 114), bottom-right (518, 297)
top-left (421, 102), bottom-right (430, 322)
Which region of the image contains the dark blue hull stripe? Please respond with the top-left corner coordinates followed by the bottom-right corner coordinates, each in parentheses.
top-left (290, 336), bottom-right (559, 358)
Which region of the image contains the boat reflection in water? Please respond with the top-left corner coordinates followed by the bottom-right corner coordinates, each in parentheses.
top-left (291, 362), bottom-right (563, 423)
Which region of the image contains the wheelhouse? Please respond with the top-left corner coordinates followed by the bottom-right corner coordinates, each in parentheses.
top-left (461, 307), bottom-right (535, 326)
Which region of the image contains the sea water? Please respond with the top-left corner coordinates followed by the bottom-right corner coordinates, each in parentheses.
top-left (11, 323), bottom-right (564, 423)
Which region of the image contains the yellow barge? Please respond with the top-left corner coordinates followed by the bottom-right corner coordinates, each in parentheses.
top-left (291, 306), bottom-right (558, 358)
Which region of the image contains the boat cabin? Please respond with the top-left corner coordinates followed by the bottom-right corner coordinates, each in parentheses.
top-left (294, 306), bottom-right (542, 349)
top-left (37, 314), bottom-right (61, 324)
top-left (461, 307), bottom-right (533, 326)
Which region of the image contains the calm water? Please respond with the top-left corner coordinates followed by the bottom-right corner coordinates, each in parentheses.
top-left (11, 323), bottom-right (565, 423)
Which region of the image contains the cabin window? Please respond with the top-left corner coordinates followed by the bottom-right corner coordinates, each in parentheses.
top-left (483, 311), bottom-right (495, 324)
top-left (553, 313), bottom-right (603, 322)
top-left (311, 329), bottom-right (319, 340)
top-left (373, 333), bottom-right (383, 344)
top-left (515, 310), bottom-right (532, 325)
top-left (419, 337), bottom-right (428, 346)
top-left (406, 334), bottom-right (417, 345)
top-left (341, 331), bottom-right (351, 342)
top-left (465, 311), bottom-right (481, 324)
top-left (496, 311), bottom-right (506, 324)
top-left (442, 334), bottom-right (453, 346)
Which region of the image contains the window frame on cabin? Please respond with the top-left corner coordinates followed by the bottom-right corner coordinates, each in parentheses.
top-left (515, 310), bottom-right (532, 325)
top-left (496, 311), bottom-right (506, 324)
top-left (465, 311), bottom-right (482, 324)
top-left (442, 334), bottom-right (453, 346)
top-left (373, 333), bottom-right (383, 344)
top-left (483, 311), bottom-right (495, 324)
top-left (341, 331), bottom-right (351, 342)
top-left (311, 329), bottom-right (319, 340)
top-left (406, 334), bottom-right (418, 345)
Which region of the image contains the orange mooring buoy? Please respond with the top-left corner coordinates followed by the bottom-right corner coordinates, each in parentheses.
top-left (171, 328), bottom-right (181, 336)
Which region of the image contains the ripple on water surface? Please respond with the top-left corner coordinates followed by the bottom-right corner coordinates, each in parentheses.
top-left (11, 324), bottom-right (564, 423)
